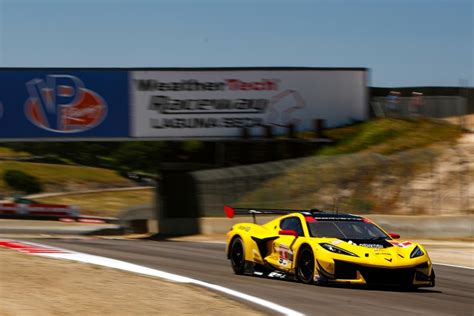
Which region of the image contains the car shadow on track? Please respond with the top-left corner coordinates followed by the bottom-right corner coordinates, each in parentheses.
top-left (323, 283), bottom-right (442, 294)
top-left (241, 273), bottom-right (442, 294)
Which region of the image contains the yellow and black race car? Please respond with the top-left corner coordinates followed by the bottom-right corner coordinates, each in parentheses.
top-left (225, 206), bottom-right (435, 288)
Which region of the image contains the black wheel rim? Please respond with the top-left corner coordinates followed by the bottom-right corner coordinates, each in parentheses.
top-left (231, 240), bottom-right (244, 269)
top-left (299, 249), bottom-right (314, 282)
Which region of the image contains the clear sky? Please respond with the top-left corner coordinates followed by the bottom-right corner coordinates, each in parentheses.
top-left (0, 0), bottom-right (472, 87)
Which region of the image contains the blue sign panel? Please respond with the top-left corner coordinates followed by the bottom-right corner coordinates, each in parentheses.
top-left (0, 70), bottom-right (129, 138)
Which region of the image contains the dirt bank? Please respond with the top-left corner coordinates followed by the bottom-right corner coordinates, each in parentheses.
top-left (0, 249), bottom-right (264, 316)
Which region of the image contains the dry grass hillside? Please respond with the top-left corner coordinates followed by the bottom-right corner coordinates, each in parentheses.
top-left (238, 119), bottom-right (471, 215)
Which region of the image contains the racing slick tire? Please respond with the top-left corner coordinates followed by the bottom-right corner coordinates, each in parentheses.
top-left (430, 269), bottom-right (436, 287)
top-left (230, 237), bottom-right (245, 275)
top-left (297, 246), bottom-right (315, 284)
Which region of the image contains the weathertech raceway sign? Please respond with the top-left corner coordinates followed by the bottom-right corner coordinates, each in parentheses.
top-left (131, 69), bottom-right (368, 138)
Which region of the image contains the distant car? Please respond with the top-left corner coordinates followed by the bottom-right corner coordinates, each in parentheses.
top-left (0, 196), bottom-right (79, 218)
top-left (225, 206), bottom-right (435, 288)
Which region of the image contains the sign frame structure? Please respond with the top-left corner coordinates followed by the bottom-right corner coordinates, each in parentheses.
top-left (0, 67), bottom-right (369, 141)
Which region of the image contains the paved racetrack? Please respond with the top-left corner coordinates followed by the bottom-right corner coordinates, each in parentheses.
top-left (27, 238), bottom-right (473, 315)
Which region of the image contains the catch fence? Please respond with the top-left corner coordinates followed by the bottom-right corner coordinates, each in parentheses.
top-left (192, 147), bottom-right (472, 216)
top-left (371, 95), bottom-right (473, 131)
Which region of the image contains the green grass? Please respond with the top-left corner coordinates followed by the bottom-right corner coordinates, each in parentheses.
top-left (319, 118), bottom-right (462, 155)
top-left (0, 147), bottom-right (31, 158)
top-left (0, 161), bottom-right (133, 193)
top-left (36, 188), bottom-right (153, 217)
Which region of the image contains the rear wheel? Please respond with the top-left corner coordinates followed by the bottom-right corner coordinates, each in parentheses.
top-left (230, 237), bottom-right (245, 274)
top-left (297, 247), bottom-right (315, 284)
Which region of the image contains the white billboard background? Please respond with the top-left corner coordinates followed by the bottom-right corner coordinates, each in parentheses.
top-left (131, 70), bottom-right (367, 138)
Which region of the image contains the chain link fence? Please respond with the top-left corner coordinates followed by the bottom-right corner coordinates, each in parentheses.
top-left (192, 146), bottom-right (473, 217)
top-left (371, 96), bottom-right (474, 131)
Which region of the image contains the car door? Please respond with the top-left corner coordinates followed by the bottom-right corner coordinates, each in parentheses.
top-left (265, 216), bottom-right (304, 271)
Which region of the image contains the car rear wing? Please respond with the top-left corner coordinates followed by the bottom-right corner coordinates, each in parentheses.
top-left (224, 205), bottom-right (321, 221)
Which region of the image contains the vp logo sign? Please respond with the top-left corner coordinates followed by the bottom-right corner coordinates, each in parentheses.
top-left (24, 75), bottom-right (107, 133)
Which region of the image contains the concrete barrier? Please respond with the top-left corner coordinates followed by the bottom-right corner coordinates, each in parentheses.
top-left (365, 215), bottom-right (474, 238)
top-left (119, 205), bottom-right (473, 238)
top-left (199, 215), bottom-right (474, 238)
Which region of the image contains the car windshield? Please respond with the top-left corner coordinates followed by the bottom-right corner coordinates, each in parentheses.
top-left (307, 220), bottom-right (388, 240)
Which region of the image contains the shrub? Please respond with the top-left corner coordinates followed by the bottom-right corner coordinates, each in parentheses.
top-left (3, 169), bottom-right (42, 194)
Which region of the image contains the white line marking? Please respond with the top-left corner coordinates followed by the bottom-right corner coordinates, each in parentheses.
top-left (175, 240), bottom-right (226, 245)
top-left (9, 240), bottom-right (304, 316)
top-left (433, 262), bottom-right (474, 270)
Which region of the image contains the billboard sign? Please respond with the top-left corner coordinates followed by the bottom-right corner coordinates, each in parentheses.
top-left (131, 69), bottom-right (368, 138)
top-left (0, 70), bottom-right (129, 139)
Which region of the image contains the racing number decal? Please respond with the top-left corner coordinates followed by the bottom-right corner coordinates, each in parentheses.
top-left (277, 243), bottom-right (294, 267)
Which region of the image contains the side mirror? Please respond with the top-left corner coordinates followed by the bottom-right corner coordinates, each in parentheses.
top-left (279, 229), bottom-right (298, 237)
top-left (389, 233), bottom-right (400, 239)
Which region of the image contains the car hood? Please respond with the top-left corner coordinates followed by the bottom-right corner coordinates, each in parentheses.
top-left (315, 238), bottom-right (429, 268)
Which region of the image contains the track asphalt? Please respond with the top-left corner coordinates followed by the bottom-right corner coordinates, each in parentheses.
top-left (25, 238), bottom-right (474, 316)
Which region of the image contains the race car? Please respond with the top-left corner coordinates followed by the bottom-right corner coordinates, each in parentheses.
top-left (225, 206), bottom-right (435, 288)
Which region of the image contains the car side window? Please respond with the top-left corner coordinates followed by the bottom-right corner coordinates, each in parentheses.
top-left (280, 217), bottom-right (304, 237)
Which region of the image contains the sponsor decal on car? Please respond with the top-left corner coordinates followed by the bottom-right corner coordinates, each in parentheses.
top-left (374, 250), bottom-right (391, 255)
top-left (358, 243), bottom-right (384, 249)
top-left (388, 241), bottom-right (413, 248)
top-left (277, 243), bottom-right (294, 266)
top-left (268, 271), bottom-right (286, 279)
top-left (238, 225), bottom-right (251, 232)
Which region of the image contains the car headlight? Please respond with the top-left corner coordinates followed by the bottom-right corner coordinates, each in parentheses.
top-left (410, 246), bottom-right (424, 258)
top-left (319, 243), bottom-right (358, 257)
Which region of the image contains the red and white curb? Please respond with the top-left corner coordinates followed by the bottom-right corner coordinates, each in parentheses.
top-left (59, 217), bottom-right (107, 224)
top-left (0, 239), bottom-right (304, 316)
top-left (0, 240), bottom-right (68, 254)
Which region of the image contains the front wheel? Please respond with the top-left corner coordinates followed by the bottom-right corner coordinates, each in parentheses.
top-left (230, 237), bottom-right (245, 274)
top-left (297, 247), bottom-right (315, 284)
top-left (430, 269), bottom-right (436, 287)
